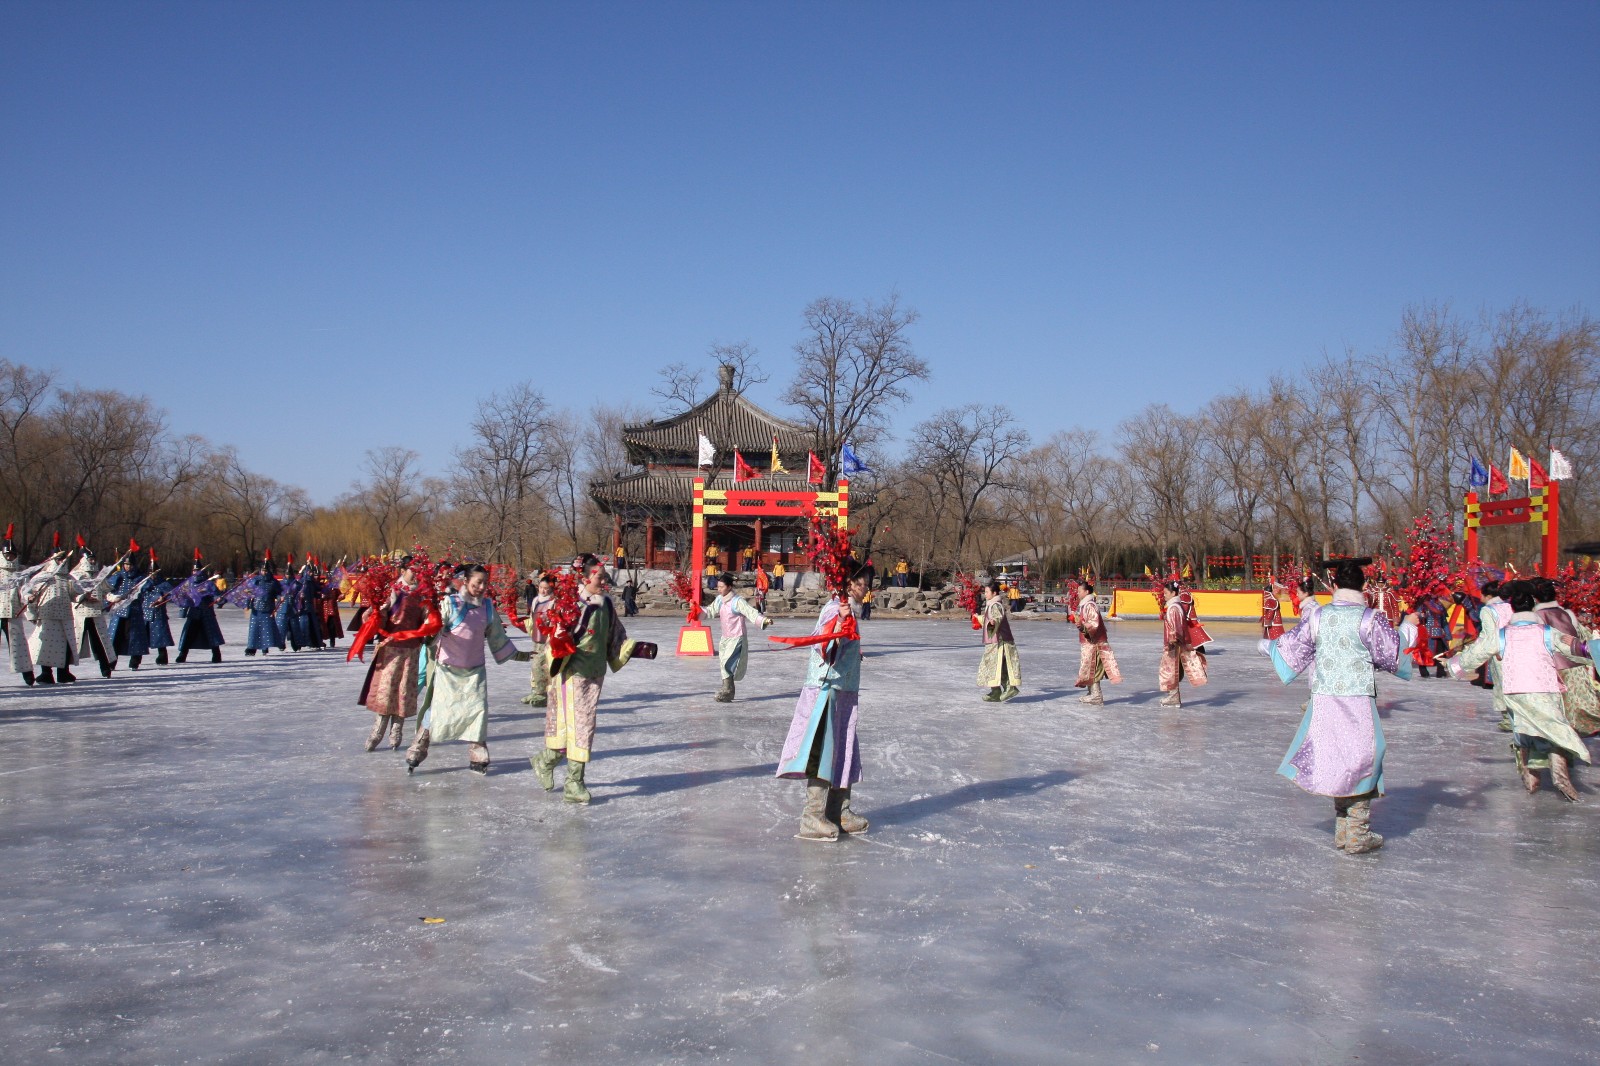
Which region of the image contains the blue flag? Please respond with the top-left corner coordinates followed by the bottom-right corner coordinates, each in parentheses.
top-left (1469, 456), bottom-right (1489, 488)
top-left (840, 443), bottom-right (871, 476)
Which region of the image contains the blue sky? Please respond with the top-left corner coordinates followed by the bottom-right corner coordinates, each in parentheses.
top-left (4, 1), bottom-right (1596, 502)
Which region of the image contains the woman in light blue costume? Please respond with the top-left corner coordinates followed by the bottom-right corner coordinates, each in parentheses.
top-left (775, 567), bottom-right (870, 842)
top-left (405, 564), bottom-right (530, 775)
top-left (1262, 559), bottom-right (1417, 855)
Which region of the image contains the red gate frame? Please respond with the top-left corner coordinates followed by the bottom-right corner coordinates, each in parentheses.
top-left (1462, 482), bottom-right (1560, 578)
top-left (677, 477), bottom-right (850, 655)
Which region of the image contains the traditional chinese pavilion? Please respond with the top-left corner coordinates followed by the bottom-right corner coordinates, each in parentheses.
top-left (589, 366), bottom-right (839, 574)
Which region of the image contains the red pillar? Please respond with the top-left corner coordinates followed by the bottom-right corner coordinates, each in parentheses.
top-left (1542, 482), bottom-right (1560, 576)
top-left (645, 516), bottom-right (656, 570)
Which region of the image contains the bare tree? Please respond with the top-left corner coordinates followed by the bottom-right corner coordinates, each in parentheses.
top-left (908, 404), bottom-right (1031, 570)
top-left (784, 294), bottom-right (929, 485)
top-left (651, 340), bottom-right (768, 413)
top-left (449, 382), bottom-right (556, 570)
top-left (199, 447), bottom-right (311, 561)
top-left (347, 446), bottom-right (433, 553)
top-left (1117, 404), bottom-right (1210, 566)
top-left (0, 361), bottom-right (62, 555)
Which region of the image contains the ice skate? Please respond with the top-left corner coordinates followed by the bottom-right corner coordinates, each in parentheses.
top-left (1515, 747), bottom-right (1540, 793)
top-left (828, 788), bottom-right (868, 834)
top-left (563, 760), bottom-right (591, 803)
top-left (405, 729), bottom-right (431, 774)
top-left (1342, 795), bottom-right (1383, 854)
top-left (715, 677), bottom-right (735, 703)
top-left (796, 778), bottom-right (838, 841)
top-left (999, 685), bottom-right (1020, 703)
top-left (364, 715), bottom-right (391, 753)
top-left (21, 671), bottom-right (33, 687)
top-left (983, 687), bottom-right (1003, 702)
top-left (1158, 689), bottom-right (1181, 708)
top-left (532, 748), bottom-right (560, 791)
top-left (1078, 682), bottom-right (1103, 705)
top-left (1550, 750), bottom-right (1579, 802)
top-left (387, 716), bottom-right (405, 750)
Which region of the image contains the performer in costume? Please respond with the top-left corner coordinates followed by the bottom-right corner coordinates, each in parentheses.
top-left (1074, 579), bottom-right (1120, 705)
top-left (358, 557), bottom-right (436, 752)
top-left (25, 551), bottom-right (78, 684)
top-left (243, 559), bottom-right (283, 656)
top-left (276, 564), bottom-right (299, 650)
top-left (1532, 577), bottom-right (1600, 737)
top-left (319, 568), bottom-right (345, 649)
top-left (175, 558), bottom-right (226, 663)
top-left (520, 572), bottom-right (555, 707)
top-left (405, 563), bottom-right (530, 776)
top-left (1260, 578), bottom-right (1285, 640)
top-left (710, 571), bottom-right (771, 703)
top-left (287, 565), bottom-right (324, 651)
top-left (1158, 580), bottom-right (1209, 707)
top-left (1409, 592), bottom-right (1450, 679)
top-left (106, 552), bottom-right (156, 669)
top-left (1447, 580), bottom-right (1592, 800)
top-left (0, 526), bottom-right (36, 685)
top-left (531, 556), bottom-right (648, 802)
top-left (1263, 559), bottom-right (1417, 854)
top-left (974, 578), bottom-right (1020, 702)
top-left (774, 565), bottom-right (870, 842)
top-left (70, 544), bottom-right (120, 677)
top-left (143, 565), bottom-right (176, 665)
top-left (1471, 580), bottom-right (1514, 728)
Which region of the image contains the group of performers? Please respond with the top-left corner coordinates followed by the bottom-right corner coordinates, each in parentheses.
top-left (0, 529), bottom-right (354, 687)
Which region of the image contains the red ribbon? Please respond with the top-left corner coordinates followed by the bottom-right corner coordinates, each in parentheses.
top-left (769, 611), bottom-right (859, 649)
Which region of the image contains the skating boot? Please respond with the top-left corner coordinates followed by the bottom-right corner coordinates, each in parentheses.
top-left (1515, 747), bottom-right (1540, 793)
top-left (983, 687), bottom-right (1003, 702)
top-left (58, 666), bottom-right (77, 684)
top-left (156, 649), bottom-right (168, 665)
top-left (35, 667), bottom-right (54, 685)
top-left (210, 648), bottom-right (222, 663)
top-left (387, 716), bottom-right (405, 750)
top-left (796, 777), bottom-right (838, 842)
top-left (21, 671), bottom-right (34, 686)
top-left (827, 788), bottom-right (869, 834)
top-left (129, 656), bottom-right (142, 670)
top-left (563, 760), bottom-right (591, 803)
top-left (1342, 794), bottom-right (1383, 854)
top-left (245, 648), bottom-right (256, 656)
top-left (175, 649), bottom-right (188, 663)
top-left (715, 678), bottom-right (735, 703)
top-left (99, 659), bottom-right (113, 678)
top-left (532, 748), bottom-right (561, 791)
top-left (1550, 750), bottom-right (1580, 802)
top-left (999, 686), bottom-right (1020, 703)
top-left (405, 729), bottom-right (431, 774)
top-left (468, 742), bottom-right (490, 775)
top-left (1158, 689), bottom-right (1181, 708)
top-left (1078, 681), bottom-right (1103, 706)
top-left (1333, 796), bottom-right (1352, 849)
top-left (365, 715), bottom-right (392, 752)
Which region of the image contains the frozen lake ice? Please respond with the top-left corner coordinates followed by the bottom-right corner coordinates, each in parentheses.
top-left (2, 611), bottom-right (1597, 1064)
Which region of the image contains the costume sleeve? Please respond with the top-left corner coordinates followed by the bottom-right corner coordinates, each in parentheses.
top-left (484, 604), bottom-right (521, 664)
top-left (734, 597), bottom-right (766, 627)
top-left (1456, 614), bottom-right (1501, 673)
top-left (1267, 611), bottom-right (1317, 683)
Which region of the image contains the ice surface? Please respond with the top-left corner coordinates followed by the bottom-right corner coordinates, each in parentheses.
top-left (2, 613), bottom-right (1598, 1064)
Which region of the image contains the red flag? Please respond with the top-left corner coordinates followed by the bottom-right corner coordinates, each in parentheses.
top-left (148, 547), bottom-right (157, 564)
top-left (193, 547), bottom-right (202, 561)
top-left (734, 451), bottom-right (758, 483)
top-left (264, 548), bottom-right (272, 562)
top-left (1529, 456), bottom-right (1549, 489)
top-left (807, 451), bottom-right (825, 485)
top-left (129, 537), bottom-right (140, 553)
top-left (1488, 465), bottom-right (1508, 495)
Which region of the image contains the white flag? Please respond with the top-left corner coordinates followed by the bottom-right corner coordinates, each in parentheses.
top-left (697, 432), bottom-right (715, 468)
top-left (1550, 449), bottom-right (1573, 480)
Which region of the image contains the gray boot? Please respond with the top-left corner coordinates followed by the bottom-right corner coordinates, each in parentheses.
top-left (387, 716), bottom-right (405, 750)
top-left (1078, 681), bottom-right (1103, 705)
top-left (365, 715), bottom-right (392, 752)
top-left (796, 777), bottom-right (839, 841)
top-left (468, 742), bottom-right (490, 775)
top-left (405, 728), bottom-right (431, 774)
top-left (983, 687), bottom-right (1003, 702)
top-left (715, 677), bottom-right (735, 703)
top-left (564, 759), bottom-right (591, 803)
top-left (1342, 793), bottom-right (1384, 854)
top-left (1333, 795), bottom-right (1353, 849)
top-left (828, 788), bottom-right (869, 834)
top-left (532, 748), bottom-right (561, 791)
top-left (1158, 689), bottom-right (1181, 708)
